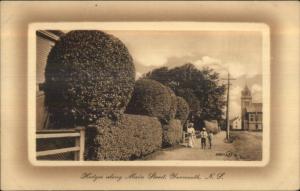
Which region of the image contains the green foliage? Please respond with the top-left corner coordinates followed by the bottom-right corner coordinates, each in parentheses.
top-left (175, 96), bottom-right (190, 125)
top-left (45, 30), bottom-right (135, 128)
top-left (84, 114), bottom-right (162, 160)
top-left (165, 86), bottom-right (178, 120)
top-left (144, 63), bottom-right (226, 126)
top-left (176, 88), bottom-right (201, 113)
top-left (204, 120), bottom-right (220, 134)
top-left (126, 79), bottom-right (176, 124)
top-left (162, 119), bottom-right (183, 147)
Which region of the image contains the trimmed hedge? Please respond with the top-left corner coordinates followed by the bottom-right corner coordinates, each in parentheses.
top-left (175, 96), bottom-right (190, 125)
top-left (84, 114), bottom-right (162, 160)
top-left (204, 120), bottom-right (219, 134)
top-left (45, 30), bottom-right (135, 128)
top-left (165, 87), bottom-right (178, 121)
top-left (162, 119), bottom-right (183, 147)
top-left (126, 79), bottom-right (175, 123)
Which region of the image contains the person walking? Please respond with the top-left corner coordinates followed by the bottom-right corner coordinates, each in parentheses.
top-left (187, 123), bottom-right (196, 148)
top-left (200, 128), bottom-right (208, 149)
top-left (207, 131), bottom-right (213, 149)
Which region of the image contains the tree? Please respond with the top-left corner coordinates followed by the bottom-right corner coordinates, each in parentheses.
top-left (144, 63), bottom-right (226, 129)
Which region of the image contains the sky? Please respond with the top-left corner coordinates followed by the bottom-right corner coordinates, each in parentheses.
top-left (105, 30), bottom-right (263, 119)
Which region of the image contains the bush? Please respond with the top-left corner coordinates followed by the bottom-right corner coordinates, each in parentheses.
top-left (45, 30), bottom-right (135, 128)
top-left (84, 114), bottom-right (162, 160)
top-left (126, 79), bottom-right (175, 123)
top-left (162, 119), bottom-right (183, 147)
top-left (165, 87), bottom-right (178, 120)
top-left (175, 96), bottom-right (190, 125)
top-left (204, 120), bottom-right (219, 134)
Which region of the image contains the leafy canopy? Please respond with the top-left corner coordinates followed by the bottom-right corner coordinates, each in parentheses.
top-left (144, 63), bottom-right (226, 125)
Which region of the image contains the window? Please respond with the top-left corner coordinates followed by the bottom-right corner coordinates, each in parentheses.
top-left (255, 114), bottom-right (262, 121)
top-left (249, 114), bottom-right (254, 122)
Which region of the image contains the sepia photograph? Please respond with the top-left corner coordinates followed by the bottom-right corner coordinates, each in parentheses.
top-left (2, 2), bottom-right (299, 190)
top-left (29, 22), bottom-right (270, 165)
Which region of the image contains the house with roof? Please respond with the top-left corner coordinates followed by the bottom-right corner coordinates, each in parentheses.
top-left (230, 116), bottom-right (242, 130)
top-left (241, 85), bottom-right (263, 131)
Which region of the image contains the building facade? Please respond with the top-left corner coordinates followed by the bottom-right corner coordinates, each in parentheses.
top-left (241, 85), bottom-right (263, 131)
top-left (36, 30), bottom-right (64, 130)
top-left (230, 116), bottom-right (242, 130)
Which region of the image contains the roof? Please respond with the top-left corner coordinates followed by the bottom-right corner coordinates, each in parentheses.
top-left (47, 30), bottom-right (65, 37)
top-left (36, 30), bottom-right (65, 42)
top-left (230, 116), bottom-right (240, 123)
top-left (246, 103), bottom-right (262, 113)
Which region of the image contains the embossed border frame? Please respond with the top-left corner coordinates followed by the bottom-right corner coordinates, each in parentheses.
top-left (1, 2), bottom-right (299, 190)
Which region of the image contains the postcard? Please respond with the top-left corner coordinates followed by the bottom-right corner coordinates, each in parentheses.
top-left (28, 22), bottom-right (270, 167)
top-left (1, 2), bottom-right (299, 190)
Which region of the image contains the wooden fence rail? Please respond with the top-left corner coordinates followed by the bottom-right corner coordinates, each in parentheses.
top-left (36, 126), bottom-right (85, 161)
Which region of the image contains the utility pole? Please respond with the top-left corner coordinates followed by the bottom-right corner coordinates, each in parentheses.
top-left (222, 72), bottom-right (236, 142)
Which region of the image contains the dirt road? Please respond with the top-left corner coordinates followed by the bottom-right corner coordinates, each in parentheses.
top-left (144, 131), bottom-right (238, 160)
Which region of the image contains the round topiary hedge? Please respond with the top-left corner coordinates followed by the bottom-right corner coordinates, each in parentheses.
top-left (175, 96), bottom-right (190, 125)
top-left (125, 79), bottom-right (175, 123)
top-left (45, 30), bottom-right (135, 128)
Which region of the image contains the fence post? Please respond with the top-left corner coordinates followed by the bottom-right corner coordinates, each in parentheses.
top-left (74, 126), bottom-right (85, 161)
top-left (74, 136), bottom-right (80, 160)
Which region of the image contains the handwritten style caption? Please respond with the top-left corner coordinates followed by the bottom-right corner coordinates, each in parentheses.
top-left (80, 172), bottom-right (226, 182)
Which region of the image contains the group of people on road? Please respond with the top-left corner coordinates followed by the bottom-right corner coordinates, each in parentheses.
top-left (186, 123), bottom-right (213, 149)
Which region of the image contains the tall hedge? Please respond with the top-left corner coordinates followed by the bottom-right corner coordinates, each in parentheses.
top-left (204, 120), bottom-right (219, 134)
top-left (165, 87), bottom-right (178, 120)
top-left (85, 114), bottom-right (162, 160)
top-left (162, 119), bottom-right (183, 147)
top-left (126, 79), bottom-right (175, 123)
top-left (175, 96), bottom-right (190, 125)
top-left (45, 30), bottom-right (135, 128)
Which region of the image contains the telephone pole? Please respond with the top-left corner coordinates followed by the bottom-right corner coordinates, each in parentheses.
top-left (222, 72), bottom-right (235, 142)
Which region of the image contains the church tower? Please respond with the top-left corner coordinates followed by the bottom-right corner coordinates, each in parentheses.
top-left (241, 84), bottom-right (252, 130)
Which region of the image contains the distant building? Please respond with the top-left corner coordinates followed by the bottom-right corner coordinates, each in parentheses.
top-left (241, 85), bottom-right (263, 131)
top-left (230, 116), bottom-right (242, 130)
top-left (36, 30), bottom-right (65, 130)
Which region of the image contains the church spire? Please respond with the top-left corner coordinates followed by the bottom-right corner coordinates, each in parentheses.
top-left (242, 84), bottom-right (251, 97)
top-left (241, 82), bottom-right (252, 131)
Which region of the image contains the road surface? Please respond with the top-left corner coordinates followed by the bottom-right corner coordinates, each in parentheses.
top-left (144, 131), bottom-right (238, 160)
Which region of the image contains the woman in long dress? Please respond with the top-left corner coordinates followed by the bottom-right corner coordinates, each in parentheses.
top-left (187, 123), bottom-right (196, 148)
